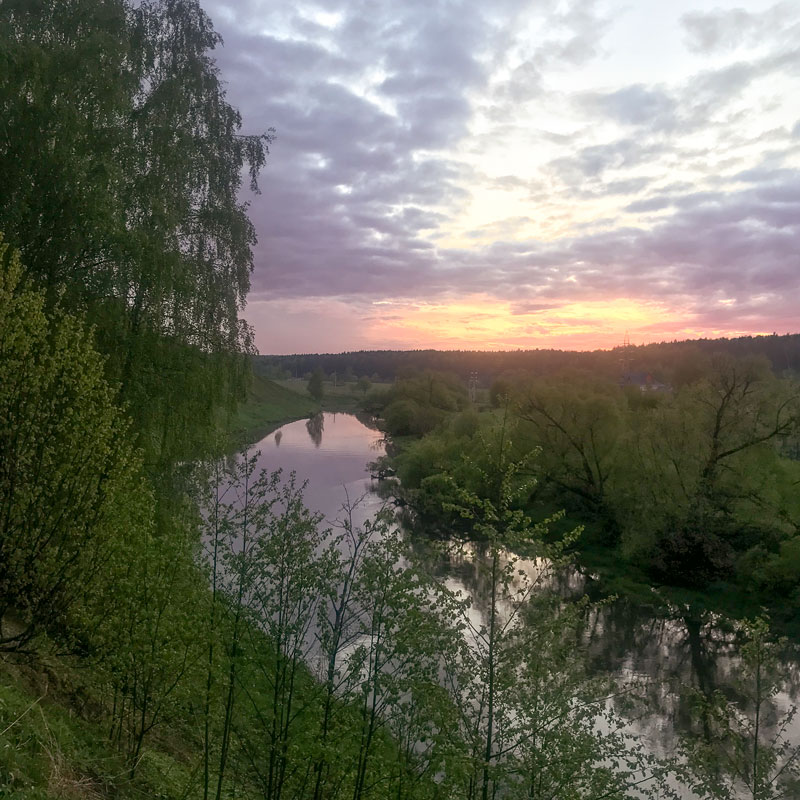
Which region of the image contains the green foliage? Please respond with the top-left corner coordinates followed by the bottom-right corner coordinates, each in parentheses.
top-left (0, 0), bottom-right (272, 464)
top-left (307, 368), bottom-right (325, 401)
top-left (617, 356), bottom-right (800, 587)
top-left (230, 371), bottom-right (318, 445)
top-left (370, 370), bottom-right (468, 437)
top-left (0, 239), bottom-right (147, 651)
top-left (424, 419), bottom-right (668, 800)
top-left (489, 378), bottom-right (512, 408)
top-left (752, 537), bottom-right (800, 598)
top-left (191, 461), bottom-right (470, 800)
top-left (383, 397), bottom-right (443, 436)
top-left (394, 355), bottom-right (800, 608)
top-left (516, 373), bottom-right (627, 530)
top-left (680, 617), bottom-right (800, 799)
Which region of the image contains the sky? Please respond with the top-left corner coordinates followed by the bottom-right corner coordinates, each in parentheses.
top-left (204, 0), bottom-right (800, 354)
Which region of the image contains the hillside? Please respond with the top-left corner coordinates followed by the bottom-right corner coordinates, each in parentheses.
top-left (229, 372), bottom-right (319, 445)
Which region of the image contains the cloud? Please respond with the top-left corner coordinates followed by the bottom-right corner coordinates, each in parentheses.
top-left (587, 85), bottom-right (677, 128)
top-left (510, 301), bottom-right (560, 315)
top-left (681, 3), bottom-right (800, 54)
top-left (201, 0), bottom-right (800, 352)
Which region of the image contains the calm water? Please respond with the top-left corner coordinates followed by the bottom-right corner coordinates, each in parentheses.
top-left (251, 411), bottom-right (386, 531)
top-left (252, 412), bottom-right (800, 790)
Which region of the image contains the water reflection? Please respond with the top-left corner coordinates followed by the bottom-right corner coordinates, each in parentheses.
top-left (254, 413), bottom-right (800, 798)
top-left (406, 518), bottom-right (800, 778)
top-left (253, 412), bottom-right (386, 529)
top-left (306, 411), bottom-right (324, 447)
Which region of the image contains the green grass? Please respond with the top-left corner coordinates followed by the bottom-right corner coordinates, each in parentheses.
top-left (228, 374), bottom-right (319, 446)
top-left (228, 375), bottom-right (393, 448)
top-left (0, 656), bottom-right (196, 800)
top-left (274, 378), bottom-right (392, 411)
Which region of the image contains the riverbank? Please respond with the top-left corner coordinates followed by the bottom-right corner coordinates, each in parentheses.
top-left (228, 372), bottom-right (376, 447)
top-left (228, 373), bottom-right (318, 446)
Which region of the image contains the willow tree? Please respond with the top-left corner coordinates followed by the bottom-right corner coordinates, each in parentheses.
top-left (0, 0), bottom-right (273, 461)
top-left (118, 0), bottom-right (272, 460)
top-left (0, 0), bottom-right (133, 297)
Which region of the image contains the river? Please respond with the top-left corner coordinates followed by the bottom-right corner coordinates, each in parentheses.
top-left (250, 411), bottom-right (800, 796)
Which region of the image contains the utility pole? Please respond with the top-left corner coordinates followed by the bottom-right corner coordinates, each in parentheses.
top-left (469, 371), bottom-right (478, 403)
top-left (619, 332), bottom-right (632, 384)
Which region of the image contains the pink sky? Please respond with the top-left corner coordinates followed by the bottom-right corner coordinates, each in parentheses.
top-left (208, 0), bottom-right (800, 354)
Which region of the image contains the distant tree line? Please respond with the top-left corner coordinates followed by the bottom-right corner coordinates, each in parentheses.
top-left (255, 332), bottom-right (800, 386)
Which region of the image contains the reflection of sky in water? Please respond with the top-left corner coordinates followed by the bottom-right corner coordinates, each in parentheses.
top-left (252, 413), bottom-right (385, 528)
top-left (247, 413), bottom-right (800, 799)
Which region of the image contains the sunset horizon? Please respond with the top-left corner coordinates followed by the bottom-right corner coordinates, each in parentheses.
top-left (202, 0), bottom-right (800, 356)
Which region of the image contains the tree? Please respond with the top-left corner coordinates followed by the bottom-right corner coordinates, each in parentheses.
top-left (236, 470), bottom-right (329, 800)
top-left (681, 617), bottom-right (800, 800)
top-left (0, 0), bottom-right (274, 464)
top-left (431, 415), bottom-right (664, 800)
top-left (308, 369), bottom-right (325, 402)
top-left (195, 452), bottom-right (269, 800)
top-left (516, 374), bottom-right (627, 530)
top-left (95, 499), bottom-right (206, 777)
top-left (489, 378), bottom-right (512, 408)
top-left (618, 356), bottom-right (800, 585)
top-left (0, 237), bottom-right (147, 651)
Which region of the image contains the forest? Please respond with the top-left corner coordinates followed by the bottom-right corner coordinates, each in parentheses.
top-left (366, 361), bottom-right (800, 618)
top-left (254, 334), bottom-right (800, 384)
top-left (1, 1), bottom-right (799, 799)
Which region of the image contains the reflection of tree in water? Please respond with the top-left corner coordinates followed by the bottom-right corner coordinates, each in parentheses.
top-left (404, 514), bottom-right (800, 767)
top-left (306, 412), bottom-right (324, 448)
top-left (784, 645), bottom-right (800, 704)
top-left (579, 601), bottom-right (800, 760)
top-left (274, 430), bottom-right (282, 447)
top-left (391, 485), bottom-right (800, 791)
top-left (353, 409), bottom-right (381, 432)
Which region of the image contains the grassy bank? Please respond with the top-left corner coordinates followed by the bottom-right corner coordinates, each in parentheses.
top-left (230, 374), bottom-right (390, 447)
top-left (0, 654), bottom-right (196, 799)
top-left (229, 372), bottom-right (319, 446)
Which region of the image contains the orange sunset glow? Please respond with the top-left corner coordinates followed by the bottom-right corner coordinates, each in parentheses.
top-left (245, 294), bottom-right (779, 354)
top-left (369, 297), bottom-right (678, 350)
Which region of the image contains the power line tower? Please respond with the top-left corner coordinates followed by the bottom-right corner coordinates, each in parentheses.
top-left (469, 371), bottom-right (478, 403)
top-left (619, 332), bottom-right (632, 384)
